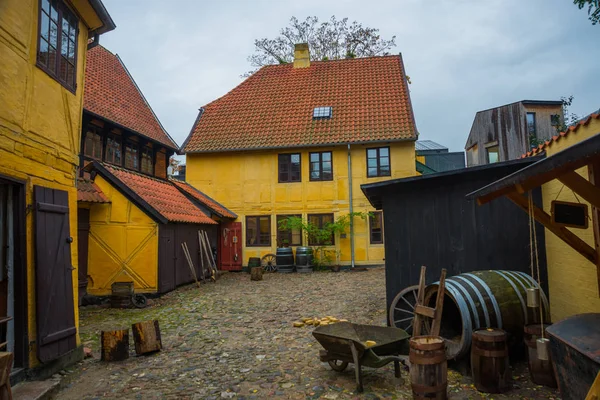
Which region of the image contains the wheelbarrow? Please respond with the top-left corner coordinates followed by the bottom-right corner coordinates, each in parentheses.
top-left (312, 322), bottom-right (410, 392)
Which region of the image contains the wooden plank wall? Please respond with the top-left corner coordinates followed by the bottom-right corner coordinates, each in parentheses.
top-left (381, 163), bottom-right (548, 312)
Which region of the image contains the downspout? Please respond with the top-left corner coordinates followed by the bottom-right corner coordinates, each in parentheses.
top-left (347, 143), bottom-right (355, 269)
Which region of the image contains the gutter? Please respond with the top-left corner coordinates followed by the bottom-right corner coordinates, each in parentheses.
top-left (88, 0), bottom-right (116, 35)
top-left (347, 143), bottom-right (355, 269)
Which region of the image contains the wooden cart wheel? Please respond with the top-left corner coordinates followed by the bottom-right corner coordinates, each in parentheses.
top-left (261, 253), bottom-right (277, 272)
top-left (388, 285), bottom-right (429, 335)
top-left (328, 360), bottom-right (349, 372)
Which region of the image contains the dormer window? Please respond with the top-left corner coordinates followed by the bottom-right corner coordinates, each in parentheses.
top-left (313, 107), bottom-right (332, 119)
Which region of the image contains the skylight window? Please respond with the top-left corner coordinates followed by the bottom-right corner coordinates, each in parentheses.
top-left (313, 106), bottom-right (332, 119)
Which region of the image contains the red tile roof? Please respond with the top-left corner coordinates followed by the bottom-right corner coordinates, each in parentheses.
top-left (171, 179), bottom-right (237, 219)
top-left (103, 164), bottom-right (216, 224)
top-left (84, 45), bottom-right (178, 150)
top-left (182, 55), bottom-right (417, 153)
top-left (523, 112), bottom-right (600, 157)
top-left (77, 179), bottom-right (110, 203)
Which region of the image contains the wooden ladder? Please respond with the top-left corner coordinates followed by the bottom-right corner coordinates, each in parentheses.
top-left (412, 266), bottom-right (447, 337)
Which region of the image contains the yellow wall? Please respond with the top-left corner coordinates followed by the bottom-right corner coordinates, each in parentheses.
top-left (186, 142), bottom-right (416, 265)
top-left (86, 176), bottom-right (159, 295)
top-left (541, 117), bottom-right (600, 322)
top-left (0, 0), bottom-right (100, 367)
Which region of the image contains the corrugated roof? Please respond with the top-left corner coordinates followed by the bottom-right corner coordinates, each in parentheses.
top-left (416, 140), bottom-right (448, 151)
top-left (84, 45), bottom-right (178, 150)
top-left (102, 164), bottom-right (216, 224)
top-left (77, 179), bottom-right (110, 203)
top-left (171, 180), bottom-right (237, 219)
top-left (523, 111), bottom-right (600, 157)
top-left (182, 55), bottom-right (417, 153)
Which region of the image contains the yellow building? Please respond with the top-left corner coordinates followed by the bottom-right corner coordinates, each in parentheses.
top-left (0, 0), bottom-right (114, 379)
top-left (182, 44), bottom-right (419, 269)
top-left (472, 109), bottom-right (600, 322)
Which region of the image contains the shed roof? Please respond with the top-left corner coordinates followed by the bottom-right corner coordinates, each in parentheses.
top-left (171, 180), bottom-right (237, 219)
top-left (77, 178), bottom-right (110, 203)
top-left (182, 55), bottom-right (417, 153)
top-left (415, 140), bottom-right (448, 152)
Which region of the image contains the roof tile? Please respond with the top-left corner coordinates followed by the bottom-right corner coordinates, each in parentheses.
top-left (85, 46), bottom-right (178, 149)
top-left (77, 179), bottom-right (110, 203)
top-left (183, 55), bottom-right (417, 153)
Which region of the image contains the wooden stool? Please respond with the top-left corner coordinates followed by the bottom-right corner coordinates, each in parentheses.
top-left (413, 266), bottom-right (446, 337)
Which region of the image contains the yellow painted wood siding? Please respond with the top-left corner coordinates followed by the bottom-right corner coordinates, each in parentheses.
top-left (0, 0), bottom-right (101, 367)
top-left (87, 176), bottom-right (159, 295)
top-left (541, 117), bottom-right (600, 321)
top-left (186, 142), bottom-right (416, 265)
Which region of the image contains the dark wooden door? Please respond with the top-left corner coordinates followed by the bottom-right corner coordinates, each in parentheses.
top-left (77, 208), bottom-right (90, 305)
top-left (158, 225), bottom-right (176, 293)
top-left (34, 186), bottom-right (76, 363)
top-left (218, 221), bottom-right (242, 271)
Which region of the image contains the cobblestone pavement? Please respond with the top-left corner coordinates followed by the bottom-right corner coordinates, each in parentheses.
top-left (58, 268), bottom-right (560, 399)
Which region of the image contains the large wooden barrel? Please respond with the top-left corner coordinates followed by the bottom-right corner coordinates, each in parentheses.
top-left (276, 247), bottom-right (294, 273)
top-left (423, 270), bottom-right (550, 359)
top-left (471, 328), bottom-right (510, 393)
top-left (295, 247), bottom-right (313, 273)
top-left (111, 282), bottom-right (134, 308)
top-left (248, 257), bottom-right (261, 274)
top-left (409, 336), bottom-right (447, 400)
top-left (524, 324), bottom-right (557, 388)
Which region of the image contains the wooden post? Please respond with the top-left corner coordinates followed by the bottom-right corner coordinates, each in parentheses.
top-left (0, 352), bottom-right (13, 400)
top-left (101, 329), bottom-right (129, 361)
top-left (588, 161), bottom-right (600, 297)
top-left (250, 267), bottom-right (263, 281)
top-left (181, 242), bottom-right (201, 288)
top-left (131, 320), bottom-right (162, 355)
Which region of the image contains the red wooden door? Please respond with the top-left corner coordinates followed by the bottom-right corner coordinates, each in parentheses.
top-left (218, 221), bottom-right (242, 271)
top-left (34, 186), bottom-right (76, 363)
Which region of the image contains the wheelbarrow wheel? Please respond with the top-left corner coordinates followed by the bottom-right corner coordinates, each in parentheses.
top-left (328, 360), bottom-right (349, 372)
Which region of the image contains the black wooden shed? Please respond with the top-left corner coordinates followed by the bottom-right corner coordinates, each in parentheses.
top-left (361, 158), bottom-right (548, 312)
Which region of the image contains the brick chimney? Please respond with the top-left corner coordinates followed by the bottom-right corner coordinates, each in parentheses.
top-left (293, 43), bottom-right (310, 68)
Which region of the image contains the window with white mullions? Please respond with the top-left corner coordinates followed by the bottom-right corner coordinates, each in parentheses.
top-left (309, 151), bottom-right (333, 181)
top-left (366, 147), bottom-right (391, 177)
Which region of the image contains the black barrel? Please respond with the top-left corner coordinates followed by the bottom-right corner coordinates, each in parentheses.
top-left (295, 247), bottom-right (313, 273)
top-left (248, 257), bottom-right (261, 274)
top-left (276, 247), bottom-right (294, 273)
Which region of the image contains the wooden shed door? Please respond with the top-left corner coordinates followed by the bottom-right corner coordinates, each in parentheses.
top-left (34, 186), bottom-right (76, 363)
top-left (219, 221), bottom-right (242, 271)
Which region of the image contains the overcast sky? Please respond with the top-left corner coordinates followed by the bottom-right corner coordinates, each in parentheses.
top-left (99, 0), bottom-right (599, 152)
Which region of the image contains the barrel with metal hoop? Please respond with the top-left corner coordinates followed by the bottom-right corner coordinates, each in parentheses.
top-left (419, 270), bottom-right (550, 359)
top-left (409, 336), bottom-right (447, 400)
top-left (295, 246), bottom-right (313, 273)
top-left (276, 247), bottom-right (295, 273)
top-left (471, 328), bottom-right (510, 393)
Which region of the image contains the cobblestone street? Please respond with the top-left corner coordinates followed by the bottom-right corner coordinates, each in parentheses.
top-left (57, 268), bottom-right (560, 399)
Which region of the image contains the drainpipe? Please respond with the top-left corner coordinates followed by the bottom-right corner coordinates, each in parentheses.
top-left (347, 144), bottom-right (355, 269)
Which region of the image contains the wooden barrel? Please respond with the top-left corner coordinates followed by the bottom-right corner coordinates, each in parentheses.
top-left (276, 247), bottom-right (294, 273)
top-left (409, 336), bottom-right (447, 400)
top-left (248, 257), bottom-right (261, 274)
top-left (471, 328), bottom-right (510, 393)
top-left (423, 270), bottom-right (550, 359)
top-left (295, 247), bottom-right (313, 273)
top-left (524, 324), bottom-right (557, 388)
top-left (111, 282), bottom-right (134, 308)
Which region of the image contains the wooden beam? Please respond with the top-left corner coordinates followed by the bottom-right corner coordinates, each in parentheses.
top-left (558, 170), bottom-right (600, 209)
top-left (506, 192), bottom-right (597, 264)
top-left (588, 161), bottom-right (600, 297)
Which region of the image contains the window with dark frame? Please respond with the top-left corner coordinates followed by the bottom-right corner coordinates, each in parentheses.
top-left (526, 112), bottom-right (537, 136)
top-left (37, 0), bottom-right (78, 91)
top-left (141, 147), bottom-right (153, 175)
top-left (550, 114), bottom-right (561, 127)
top-left (125, 142), bottom-right (139, 170)
top-left (246, 215), bottom-right (271, 247)
top-left (369, 212), bottom-right (384, 244)
top-left (486, 145), bottom-right (499, 163)
top-left (84, 127), bottom-right (102, 160)
top-left (105, 134), bottom-right (122, 165)
top-left (366, 147), bottom-right (391, 177)
top-left (309, 151), bottom-right (333, 181)
top-left (278, 153), bottom-right (301, 182)
top-left (308, 213), bottom-right (334, 246)
top-left (276, 215), bottom-right (302, 247)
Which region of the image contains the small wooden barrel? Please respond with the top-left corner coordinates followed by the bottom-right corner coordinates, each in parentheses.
top-left (409, 336), bottom-right (447, 400)
top-left (101, 329), bottom-right (129, 361)
top-left (248, 257), bottom-right (261, 274)
top-left (111, 282), bottom-right (133, 308)
top-left (524, 324), bottom-right (557, 388)
top-left (471, 328), bottom-right (510, 393)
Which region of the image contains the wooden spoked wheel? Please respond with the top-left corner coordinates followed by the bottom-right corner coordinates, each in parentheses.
top-left (388, 285), bottom-right (426, 335)
top-left (261, 253), bottom-right (277, 272)
top-left (328, 360), bottom-right (348, 372)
